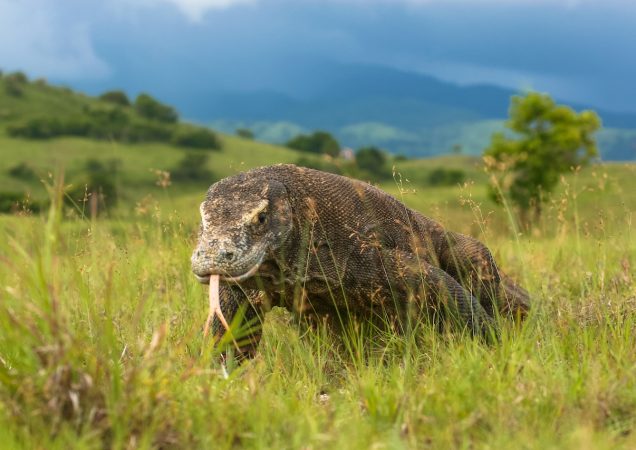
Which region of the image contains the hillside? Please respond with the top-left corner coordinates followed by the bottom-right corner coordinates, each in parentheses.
top-left (0, 72), bottom-right (220, 150)
top-left (198, 64), bottom-right (636, 161)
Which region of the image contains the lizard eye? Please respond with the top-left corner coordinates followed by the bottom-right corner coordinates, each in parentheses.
top-left (258, 212), bottom-right (267, 224)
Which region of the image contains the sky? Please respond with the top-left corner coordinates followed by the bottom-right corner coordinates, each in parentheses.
top-left (1, 0), bottom-right (636, 112)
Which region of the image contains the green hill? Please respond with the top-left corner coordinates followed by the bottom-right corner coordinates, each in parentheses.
top-left (1, 73), bottom-right (635, 233)
top-left (0, 72), bottom-right (219, 149)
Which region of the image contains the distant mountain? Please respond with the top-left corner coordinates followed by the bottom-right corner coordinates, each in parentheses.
top-left (192, 64), bottom-right (636, 161)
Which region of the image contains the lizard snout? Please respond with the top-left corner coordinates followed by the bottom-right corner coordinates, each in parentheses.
top-left (191, 239), bottom-right (243, 282)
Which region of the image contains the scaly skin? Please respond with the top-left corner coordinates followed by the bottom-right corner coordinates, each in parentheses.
top-left (192, 164), bottom-right (530, 357)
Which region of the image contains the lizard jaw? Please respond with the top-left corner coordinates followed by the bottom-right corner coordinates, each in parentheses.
top-left (194, 261), bottom-right (263, 284)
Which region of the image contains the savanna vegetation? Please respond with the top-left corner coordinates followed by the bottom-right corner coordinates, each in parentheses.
top-left (0, 78), bottom-right (635, 449)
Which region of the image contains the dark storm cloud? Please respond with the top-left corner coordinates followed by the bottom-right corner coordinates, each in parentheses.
top-left (2, 0), bottom-right (635, 111)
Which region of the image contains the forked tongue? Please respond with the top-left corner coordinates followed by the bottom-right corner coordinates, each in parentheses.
top-left (203, 275), bottom-right (240, 351)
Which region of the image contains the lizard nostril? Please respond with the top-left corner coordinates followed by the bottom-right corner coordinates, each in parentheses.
top-left (224, 252), bottom-right (234, 261)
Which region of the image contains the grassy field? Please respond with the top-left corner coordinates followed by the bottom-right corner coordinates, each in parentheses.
top-left (1, 135), bottom-right (635, 449)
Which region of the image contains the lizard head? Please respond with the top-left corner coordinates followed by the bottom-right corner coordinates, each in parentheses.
top-left (191, 172), bottom-right (293, 284)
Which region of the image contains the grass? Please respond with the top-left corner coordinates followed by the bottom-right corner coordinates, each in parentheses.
top-left (0, 134), bottom-right (635, 448)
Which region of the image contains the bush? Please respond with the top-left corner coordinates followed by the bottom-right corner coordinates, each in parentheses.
top-left (236, 128), bottom-right (254, 139)
top-left (428, 168), bottom-right (466, 186)
top-left (394, 154), bottom-right (408, 162)
top-left (7, 117), bottom-right (92, 139)
top-left (171, 152), bottom-right (214, 182)
top-left (8, 163), bottom-right (37, 180)
top-left (123, 121), bottom-right (173, 143)
top-left (286, 131), bottom-right (340, 157)
top-left (99, 90), bottom-right (130, 106)
top-left (134, 94), bottom-right (178, 123)
top-left (295, 157), bottom-right (342, 175)
top-left (356, 146), bottom-right (390, 178)
top-left (171, 126), bottom-right (221, 150)
top-left (65, 159), bottom-right (120, 216)
top-left (7, 117), bottom-right (63, 138)
top-left (0, 191), bottom-right (43, 214)
top-left (4, 79), bottom-right (24, 97)
top-left (6, 71), bottom-right (28, 84)
top-left (83, 104), bottom-right (129, 139)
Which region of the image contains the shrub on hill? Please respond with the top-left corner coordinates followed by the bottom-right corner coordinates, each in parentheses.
top-left (84, 104), bottom-right (129, 133)
top-left (171, 126), bottom-right (221, 150)
top-left (295, 156), bottom-right (343, 175)
top-left (171, 152), bottom-right (214, 182)
top-left (4, 72), bottom-right (28, 97)
top-left (134, 93), bottom-right (178, 123)
top-left (236, 128), bottom-right (254, 139)
top-left (0, 191), bottom-right (43, 214)
top-left (99, 90), bottom-right (131, 106)
top-left (65, 159), bottom-right (120, 216)
top-left (6, 113), bottom-right (177, 144)
top-left (356, 146), bottom-right (391, 178)
top-left (286, 131), bottom-right (340, 157)
top-left (6, 72), bottom-right (28, 84)
top-left (7, 117), bottom-right (92, 139)
top-left (8, 162), bottom-right (37, 180)
top-left (428, 167), bottom-right (466, 186)
top-left (122, 121), bottom-right (173, 143)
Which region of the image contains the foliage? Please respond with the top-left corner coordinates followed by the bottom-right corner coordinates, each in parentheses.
top-left (172, 126), bottom-right (221, 150)
top-left (236, 128), bottom-right (255, 139)
top-left (0, 191), bottom-right (43, 213)
top-left (7, 117), bottom-right (88, 139)
top-left (393, 154), bottom-right (408, 162)
top-left (286, 131), bottom-right (340, 157)
top-left (99, 90), bottom-right (131, 106)
top-left (65, 159), bottom-right (121, 216)
top-left (484, 92), bottom-right (601, 223)
top-left (171, 152), bottom-right (215, 182)
top-left (428, 167), bottom-right (466, 186)
top-left (83, 103), bottom-right (130, 137)
top-left (295, 156), bottom-right (343, 175)
top-left (7, 162), bottom-right (37, 181)
top-left (134, 93), bottom-right (178, 123)
top-left (6, 71), bottom-right (28, 84)
top-left (3, 71), bottom-right (28, 97)
top-left (356, 146), bottom-right (390, 178)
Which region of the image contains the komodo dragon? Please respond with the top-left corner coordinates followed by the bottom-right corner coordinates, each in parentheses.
top-left (191, 164), bottom-right (530, 357)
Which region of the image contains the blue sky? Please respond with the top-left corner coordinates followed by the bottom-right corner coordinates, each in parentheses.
top-left (1, 0), bottom-right (635, 111)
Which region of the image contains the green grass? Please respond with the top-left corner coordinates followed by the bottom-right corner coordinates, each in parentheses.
top-left (0, 134), bottom-right (635, 448)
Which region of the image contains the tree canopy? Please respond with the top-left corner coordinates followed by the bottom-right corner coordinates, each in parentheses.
top-left (484, 92), bottom-right (601, 224)
top-left (286, 131), bottom-right (340, 157)
top-left (134, 93), bottom-right (178, 123)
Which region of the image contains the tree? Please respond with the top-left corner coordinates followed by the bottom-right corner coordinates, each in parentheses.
top-left (484, 92), bottom-right (601, 225)
top-left (356, 146), bottom-right (390, 178)
top-left (236, 128), bottom-right (254, 140)
top-left (172, 126), bottom-right (221, 150)
top-left (171, 152), bottom-right (214, 182)
top-left (286, 131), bottom-right (340, 157)
top-left (134, 93), bottom-right (178, 123)
top-left (65, 159), bottom-right (121, 216)
top-left (99, 90), bottom-right (131, 106)
top-left (4, 72), bottom-right (27, 97)
top-left (428, 167), bottom-right (465, 186)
